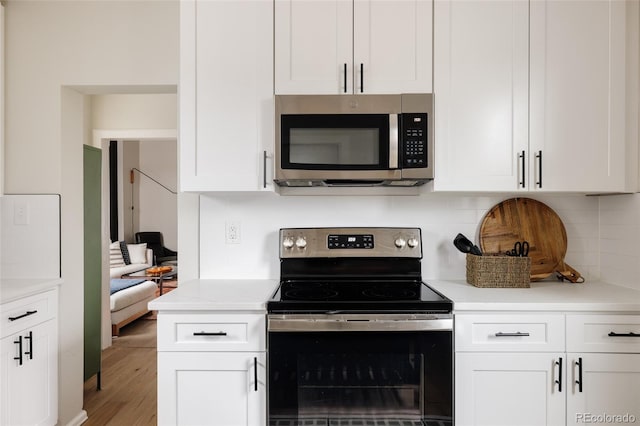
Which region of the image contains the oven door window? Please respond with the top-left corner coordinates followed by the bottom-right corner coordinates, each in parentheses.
top-left (280, 114), bottom-right (390, 170)
top-left (268, 331), bottom-right (452, 425)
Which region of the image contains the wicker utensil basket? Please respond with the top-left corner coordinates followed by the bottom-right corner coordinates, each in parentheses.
top-left (466, 254), bottom-right (531, 288)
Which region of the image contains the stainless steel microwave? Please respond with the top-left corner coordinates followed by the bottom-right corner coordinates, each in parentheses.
top-left (274, 94), bottom-right (433, 187)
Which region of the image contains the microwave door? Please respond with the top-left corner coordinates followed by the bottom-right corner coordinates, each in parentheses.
top-left (280, 114), bottom-right (391, 171)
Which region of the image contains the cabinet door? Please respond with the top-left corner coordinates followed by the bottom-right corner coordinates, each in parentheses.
top-left (0, 320), bottom-right (58, 426)
top-left (180, 0), bottom-right (274, 191)
top-left (530, 0), bottom-right (627, 192)
top-left (158, 352), bottom-right (266, 426)
top-left (353, 0), bottom-right (432, 94)
top-left (566, 353), bottom-right (640, 426)
top-left (275, 0), bottom-right (353, 94)
top-left (433, 0), bottom-right (529, 191)
top-left (455, 352), bottom-right (565, 426)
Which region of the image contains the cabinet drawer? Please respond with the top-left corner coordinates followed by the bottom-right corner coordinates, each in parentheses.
top-left (455, 313), bottom-right (565, 352)
top-left (1, 289), bottom-right (58, 339)
top-left (566, 314), bottom-right (640, 353)
top-left (157, 313), bottom-right (266, 352)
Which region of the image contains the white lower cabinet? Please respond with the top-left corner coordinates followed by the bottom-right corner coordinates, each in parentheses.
top-left (565, 314), bottom-right (640, 426)
top-left (156, 312), bottom-right (266, 426)
top-left (455, 313), bottom-right (640, 426)
top-left (456, 352), bottom-right (565, 425)
top-left (158, 352), bottom-right (266, 426)
top-left (0, 289), bottom-right (58, 426)
top-left (565, 353), bottom-right (640, 426)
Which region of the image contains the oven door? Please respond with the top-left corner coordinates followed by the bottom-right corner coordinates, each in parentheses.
top-left (267, 314), bottom-right (453, 425)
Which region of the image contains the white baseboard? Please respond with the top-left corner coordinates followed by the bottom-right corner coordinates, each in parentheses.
top-left (64, 410), bottom-right (88, 426)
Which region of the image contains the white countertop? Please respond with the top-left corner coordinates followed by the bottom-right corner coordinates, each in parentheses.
top-left (428, 279), bottom-right (640, 313)
top-left (148, 279), bottom-right (280, 311)
top-left (146, 278), bottom-right (640, 314)
top-left (0, 278), bottom-right (63, 304)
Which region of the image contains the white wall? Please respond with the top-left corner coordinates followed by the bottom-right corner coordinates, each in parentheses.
top-left (1, 3), bottom-right (4, 195)
top-left (4, 1), bottom-right (178, 425)
top-left (138, 139), bottom-right (178, 250)
top-left (599, 194), bottom-right (640, 291)
top-left (91, 94), bottom-right (177, 130)
top-left (200, 193), bottom-right (600, 282)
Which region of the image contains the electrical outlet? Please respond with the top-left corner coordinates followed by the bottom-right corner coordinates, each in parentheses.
top-left (225, 221), bottom-right (241, 244)
top-left (14, 202), bottom-right (30, 225)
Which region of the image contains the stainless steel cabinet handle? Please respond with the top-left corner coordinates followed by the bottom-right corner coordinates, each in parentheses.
top-left (608, 331), bottom-right (640, 337)
top-left (14, 336), bottom-right (23, 365)
top-left (555, 358), bottom-right (563, 392)
top-left (24, 331), bottom-right (33, 360)
top-left (536, 150), bottom-right (543, 188)
top-left (8, 310), bottom-right (37, 321)
top-left (519, 151), bottom-right (525, 188)
top-left (495, 331), bottom-right (530, 337)
top-left (575, 357), bottom-right (583, 392)
top-left (263, 150), bottom-right (267, 189)
top-left (193, 331), bottom-right (227, 336)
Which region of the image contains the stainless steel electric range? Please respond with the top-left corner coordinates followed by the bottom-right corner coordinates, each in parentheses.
top-left (267, 227), bottom-right (453, 426)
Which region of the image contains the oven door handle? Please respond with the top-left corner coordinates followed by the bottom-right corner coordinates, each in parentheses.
top-left (268, 317), bottom-right (452, 332)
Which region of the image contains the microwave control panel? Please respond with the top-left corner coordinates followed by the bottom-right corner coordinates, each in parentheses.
top-left (401, 113), bottom-right (428, 168)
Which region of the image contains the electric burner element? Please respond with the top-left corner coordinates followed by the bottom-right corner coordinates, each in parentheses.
top-left (362, 284), bottom-right (419, 299)
top-left (283, 288), bottom-right (339, 300)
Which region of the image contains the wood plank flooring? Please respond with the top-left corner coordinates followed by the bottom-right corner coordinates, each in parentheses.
top-left (83, 316), bottom-right (158, 426)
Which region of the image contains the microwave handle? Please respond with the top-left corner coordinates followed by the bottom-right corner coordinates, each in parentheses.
top-left (389, 114), bottom-right (399, 169)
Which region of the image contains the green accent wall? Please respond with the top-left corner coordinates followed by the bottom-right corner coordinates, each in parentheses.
top-left (84, 145), bottom-right (102, 381)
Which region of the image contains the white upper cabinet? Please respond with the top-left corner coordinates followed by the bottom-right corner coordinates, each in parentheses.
top-left (529, 0), bottom-right (629, 192)
top-left (275, 0), bottom-right (432, 95)
top-left (434, 0), bottom-right (635, 193)
top-left (433, 0), bottom-right (529, 191)
top-left (180, 0), bottom-right (274, 192)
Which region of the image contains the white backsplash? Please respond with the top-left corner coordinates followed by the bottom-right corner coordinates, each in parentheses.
top-left (199, 192), bottom-right (600, 282)
top-left (599, 193), bottom-right (640, 291)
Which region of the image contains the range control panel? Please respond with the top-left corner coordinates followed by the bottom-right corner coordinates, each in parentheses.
top-left (401, 113), bottom-right (428, 168)
top-left (328, 234), bottom-right (374, 249)
top-left (280, 227), bottom-right (422, 259)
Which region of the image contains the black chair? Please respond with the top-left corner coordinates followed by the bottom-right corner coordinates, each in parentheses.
top-left (135, 232), bottom-right (178, 266)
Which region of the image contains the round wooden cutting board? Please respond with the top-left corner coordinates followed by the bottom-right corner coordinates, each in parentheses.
top-left (479, 198), bottom-right (582, 282)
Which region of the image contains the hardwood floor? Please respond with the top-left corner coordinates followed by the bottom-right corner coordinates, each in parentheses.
top-left (83, 316), bottom-right (158, 426)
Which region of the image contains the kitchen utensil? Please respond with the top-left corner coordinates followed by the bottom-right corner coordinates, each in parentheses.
top-left (507, 241), bottom-right (530, 257)
top-left (479, 198), bottom-right (582, 282)
top-left (453, 233), bottom-right (483, 256)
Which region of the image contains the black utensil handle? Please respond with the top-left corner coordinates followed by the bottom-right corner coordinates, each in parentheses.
top-left (360, 63), bottom-right (364, 93)
top-left (536, 150), bottom-right (543, 188)
top-left (519, 150), bottom-right (525, 188)
top-left (14, 336), bottom-right (23, 366)
top-left (8, 310), bottom-right (38, 321)
top-left (608, 331), bottom-right (640, 337)
top-left (555, 358), bottom-right (563, 392)
top-left (254, 357), bottom-right (258, 392)
top-left (24, 331), bottom-right (33, 360)
top-left (575, 357), bottom-right (582, 392)
top-left (344, 63), bottom-right (348, 93)
top-left (495, 332), bottom-right (530, 337)
top-left (193, 331), bottom-right (227, 336)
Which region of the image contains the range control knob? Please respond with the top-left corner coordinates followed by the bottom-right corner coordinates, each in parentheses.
top-left (295, 237), bottom-right (307, 249)
top-left (394, 238), bottom-right (406, 248)
top-left (282, 237), bottom-right (295, 249)
top-left (407, 238), bottom-right (419, 248)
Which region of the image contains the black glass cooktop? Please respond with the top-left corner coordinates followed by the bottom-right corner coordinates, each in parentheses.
top-left (267, 280), bottom-right (452, 314)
